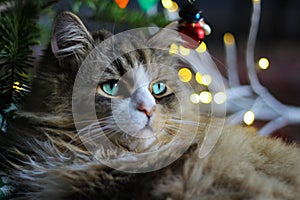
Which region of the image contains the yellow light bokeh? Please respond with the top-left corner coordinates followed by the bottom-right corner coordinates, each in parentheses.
top-left (253, 0), bottom-right (260, 3)
top-left (178, 68), bottom-right (192, 82)
top-left (258, 57), bottom-right (270, 70)
top-left (169, 43), bottom-right (178, 54)
top-left (201, 74), bottom-right (212, 86)
top-left (243, 111), bottom-right (255, 126)
top-left (196, 42), bottom-right (207, 53)
top-left (13, 81), bottom-right (23, 92)
top-left (161, 0), bottom-right (173, 9)
top-left (168, 1), bottom-right (178, 12)
top-left (195, 72), bottom-right (203, 84)
top-left (179, 45), bottom-right (190, 56)
top-left (190, 93), bottom-right (200, 104)
top-left (223, 33), bottom-right (235, 45)
top-left (12, 85), bottom-right (23, 91)
top-left (199, 91), bottom-right (212, 104)
top-left (214, 92), bottom-right (226, 104)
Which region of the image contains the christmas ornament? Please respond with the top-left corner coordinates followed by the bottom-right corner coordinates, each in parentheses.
top-left (178, 0), bottom-right (211, 49)
top-left (114, 0), bottom-right (130, 9)
top-left (137, 0), bottom-right (159, 13)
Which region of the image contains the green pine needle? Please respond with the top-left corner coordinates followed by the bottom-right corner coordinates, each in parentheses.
top-left (0, 0), bottom-right (41, 130)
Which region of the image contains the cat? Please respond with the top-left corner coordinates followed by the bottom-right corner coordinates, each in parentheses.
top-left (1, 11), bottom-right (300, 200)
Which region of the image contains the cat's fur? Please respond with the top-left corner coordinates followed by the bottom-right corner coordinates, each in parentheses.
top-left (1, 12), bottom-right (300, 200)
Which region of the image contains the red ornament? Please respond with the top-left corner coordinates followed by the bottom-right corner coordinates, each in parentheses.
top-left (176, 1), bottom-right (211, 49)
top-left (178, 21), bottom-right (205, 49)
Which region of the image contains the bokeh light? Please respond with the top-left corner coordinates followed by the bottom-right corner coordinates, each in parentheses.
top-left (214, 92), bottom-right (226, 104)
top-left (168, 1), bottom-right (178, 12)
top-left (243, 111), bottom-right (255, 126)
top-left (179, 45), bottom-right (190, 56)
top-left (12, 82), bottom-right (23, 92)
top-left (196, 42), bottom-right (207, 53)
top-left (161, 0), bottom-right (173, 9)
top-left (195, 72), bottom-right (202, 84)
top-left (258, 57), bottom-right (270, 70)
top-left (190, 93), bottom-right (200, 104)
top-left (223, 33), bottom-right (235, 45)
top-left (201, 74), bottom-right (212, 86)
top-left (178, 68), bottom-right (192, 82)
top-left (199, 91), bottom-right (212, 104)
top-left (169, 43), bottom-right (178, 54)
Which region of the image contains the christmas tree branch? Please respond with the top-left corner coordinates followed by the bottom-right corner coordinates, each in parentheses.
top-left (0, 0), bottom-right (41, 131)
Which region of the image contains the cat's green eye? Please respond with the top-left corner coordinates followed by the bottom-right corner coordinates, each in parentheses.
top-left (152, 82), bottom-right (167, 96)
top-left (102, 81), bottom-right (119, 96)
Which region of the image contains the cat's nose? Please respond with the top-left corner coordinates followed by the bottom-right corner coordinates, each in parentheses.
top-left (132, 86), bottom-right (156, 118)
top-left (137, 103), bottom-right (156, 118)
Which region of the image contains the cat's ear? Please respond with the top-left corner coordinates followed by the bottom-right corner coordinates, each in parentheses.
top-left (51, 11), bottom-right (94, 59)
top-left (148, 21), bottom-right (182, 49)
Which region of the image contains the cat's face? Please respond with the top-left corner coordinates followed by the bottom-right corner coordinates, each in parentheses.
top-left (51, 12), bottom-right (195, 152)
top-left (93, 51), bottom-right (184, 152)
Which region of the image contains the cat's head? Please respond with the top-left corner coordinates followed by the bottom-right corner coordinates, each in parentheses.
top-left (49, 12), bottom-right (198, 153)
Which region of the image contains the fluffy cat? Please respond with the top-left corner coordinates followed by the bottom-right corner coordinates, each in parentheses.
top-left (1, 11), bottom-right (300, 200)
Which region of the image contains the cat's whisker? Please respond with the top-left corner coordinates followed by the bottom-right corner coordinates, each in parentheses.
top-left (167, 119), bottom-right (199, 126)
top-left (75, 116), bottom-right (114, 124)
top-left (74, 119), bottom-right (101, 125)
top-left (76, 131), bottom-right (113, 144)
top-left (79, 131), bottom-right (121, 146)
top-left (79, 123), bottom-right (120, 138)
top-left (77, 118), bottom-right (116, 133)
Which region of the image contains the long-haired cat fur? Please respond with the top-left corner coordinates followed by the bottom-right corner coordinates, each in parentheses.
top-left (1, 11), bottom-right (300, 200)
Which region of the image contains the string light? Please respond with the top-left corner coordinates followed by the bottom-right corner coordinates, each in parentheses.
top-left (214, 92), bottom-right (226, 104)
top-left (178, 68), bottom-right (192, 82)
top-left (12, 84), bottom-right (23, 92)
top-left (190, 93), bottom-right (200, 104)
top-left (258, 57), bottom-right (270, 70)
top-left (169, 43), bottom-right (178, 54)
top-left (13, 81), bottom-right (23, 91)
top-left (201, 74), bottom-right (212, 86)
top-left (195, 73), bottom-right (212, 86)
top-left (223, 33), bottom-right (235, 45)
top-left (199, 91), bottom-right (212, 104)
top-left (167, 1), bottom-right (178, 12)
top-left (195, 72), bottom-right (202, 84)
top-left (161, 0), bottom-right (173, 9)
top-left (179, 45), bottom-right (190, 56)
top-left (195, 42), bottom-right (207, 53)
top-left (243, 111), bottom-right (255, 126)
